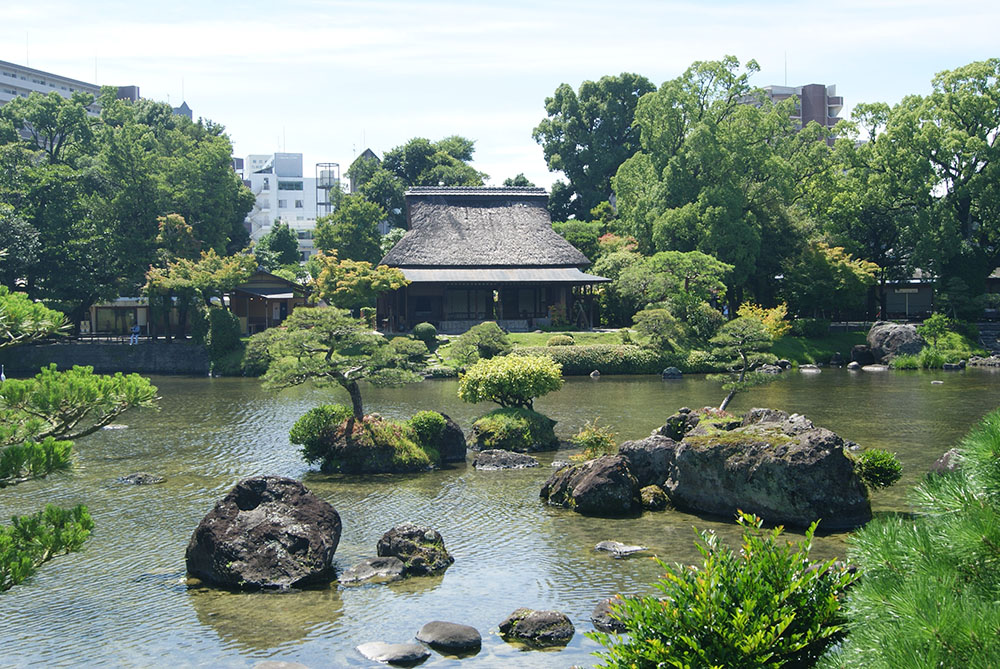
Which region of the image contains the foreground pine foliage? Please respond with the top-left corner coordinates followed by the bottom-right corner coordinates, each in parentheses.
top-left (0, 504), bottom-right (93, 591)
top-left (820, 409), bottom-right (1000, 667)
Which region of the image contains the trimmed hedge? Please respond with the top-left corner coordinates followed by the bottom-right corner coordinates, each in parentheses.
top-left (510, 345), bottom-right (724, 375)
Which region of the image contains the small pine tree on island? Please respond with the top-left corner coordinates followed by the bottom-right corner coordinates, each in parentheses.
top-left (707, 316), bottom-right (778, 411)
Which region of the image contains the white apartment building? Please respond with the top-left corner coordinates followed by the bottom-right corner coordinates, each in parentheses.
top-left (236, 153), bottom-right (340, 261)
top-left (0, 59), bottom-right (138, 113)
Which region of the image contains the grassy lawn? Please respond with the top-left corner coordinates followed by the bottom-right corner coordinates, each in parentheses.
top-left (771, 332), bottom-right (867, 365)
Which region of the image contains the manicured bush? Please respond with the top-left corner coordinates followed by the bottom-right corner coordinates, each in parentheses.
top-left (570, 418), bottom-right (617, 460)
top-left (451, 321), bottom-right (512, 363)
top-left (590, 512), bottom-right (856, 668)
top-left (458, 354), bottom-right (563, 410)
top-left (472, 407), bottom-right (558, 452)
top-left (408, 410), bottom-right (447, 448)
top-left (412, 322), bottom-right (437, 345)
top-left (546, 334), bottom-right (575, 346)
top-left (207, 309), bottom-right (242, 360)
top-left (390, 336), bottom-right (429, 363)
top-left (790, 318), bottom-right (831, 338)
top-left (853, 448), bottom-right (902, 490)
top-left (288, 404), bottom-right (437, 473)
top-left (511, 345), bottom-right (705, 375)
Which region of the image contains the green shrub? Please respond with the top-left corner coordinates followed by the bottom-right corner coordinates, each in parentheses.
top-left (451, 321), bottom-right (512, 363)
top-left (190, 306), bottom-right (209, 345)
top-left (790, 318), bottom-right (831, 338)
top-left (211, 348), bottom-right (246, 376)
top-left (241, 328), bottom-right (281, 376)
top-left (633, 308), bottom-right (683, 351)
top-left (823, 408), bottom-right (1000, 666)
top-left (570, 418), bottom-right (617, 459)
top-left (408, 410), bottom-right (447, 448)
top-left (619, 329), bottom-right (634, 345)
top-left (425, 365), bottom-right (459, 378)
top-left (590, 512), bottom-right (856, 668)
top-left (472, 407), bottom-right (558, 452)
top-left (360, 306), bottom-right (376, 329)
top-left (854, 448), bottom-right (902, 489)
top-left (390, 337), bottom-right (429, 363)
top-left (510, 345), bottom-right (692, 375)
top-left (412, 322), bottom-right (437, 345)
top-left (289, 404), bottom-right (354, 464)
top-left (0, 438), bottom-right (73, 486)
top-left (288, 404), bottom-right (437, 473)
top-left (890, 353), bottom-right (920, 370)
top-left (458, 354), bottom-right (563, 409)
top-left (917, 346), bottom-right (946, 369)
top-left (206, 309), bottom-right (243, 374)
top-left (546, 334), bottom-right (575, 346)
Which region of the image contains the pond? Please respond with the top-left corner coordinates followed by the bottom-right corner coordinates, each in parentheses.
top-left (2, 369), bottom-right (999, 667)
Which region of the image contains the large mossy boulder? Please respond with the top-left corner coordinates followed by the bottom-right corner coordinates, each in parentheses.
top-left (436, 412), bottom-right (468, 463)
top-left (290, 405), bottom-right (438, 474)
top-left (540, 455), bottom-right (640, 516)
top-left (867, 321), bottom-right (926, 362)
top-left (618, 434), bottom-right (677, 488)
top-left (498, 608), bottom-right (574, 647)
top-left (471, 407), bottom-right (558, 453)
top-left (664, 409), bottom-right (871, 529)
top-left (185, 476), bottom-right (341, 590)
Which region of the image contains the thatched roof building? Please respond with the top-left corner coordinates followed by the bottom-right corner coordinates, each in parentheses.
top-left (378, 186), bottom-right (608, 333)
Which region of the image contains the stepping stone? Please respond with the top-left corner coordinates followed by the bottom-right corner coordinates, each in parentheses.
top-left (498, 608), bottom-right (574, 646)
top-left (415, 620), bottom-right (482, 652)
top-left (356, 641), bottom-right (429, 666)
top-left (339, 557), bottom-right (405, 585)
top-left (595, 541), bottom-right (648, 558)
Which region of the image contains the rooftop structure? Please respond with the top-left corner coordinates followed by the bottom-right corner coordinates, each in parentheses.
top-left (761, 83), bottom-right (843, 132)
top-left (0, 58), bottom-right (138, 113)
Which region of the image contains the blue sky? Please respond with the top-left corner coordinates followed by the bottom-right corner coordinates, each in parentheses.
top-left (2, 1), bottom-right (997, 188)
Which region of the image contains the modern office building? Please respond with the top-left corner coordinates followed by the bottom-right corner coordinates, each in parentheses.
top-left (236, 152), bottom-right (341, 261)
top-left (761, 83), bottom-right (843, 132)
top-left (0, 58), bottom-right (139, 113)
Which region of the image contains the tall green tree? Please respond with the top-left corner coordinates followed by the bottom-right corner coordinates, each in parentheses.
top-left (314, 194), bottom-right (384, 263)
top-left (256, 221), bottom-right (300, 266)
top-left (613, 57), bottom-right (831, 311)
top-left (533, 73), bottom-right (655, 220)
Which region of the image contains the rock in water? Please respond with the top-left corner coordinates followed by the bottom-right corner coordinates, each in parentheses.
top-left (640, 484), bottom-right (669, 510)
top-left (540, 455), bottom-right (640, 516)
top-left (415, 621), bottom-right (482, 652)
top-left (339, 556), bottom-right (405, 585)
top-left (472, 449), bottom-right (539, 470)
top-left (356, 641), bottom-right (430, 665)
top-left (618, 435), bottom-right (677, 488)
top-left (119, 472), bottom-right (165, 485)
top-left (665, 412), bottom-right (871, 530)
top-left (867, 321), bottom-right (926, 362)
top-left (185, 476), bottom-right (341, 590)
top-left (376, 524), bottom-right (453, 576)
top-left (595, 540), bottom-right (647, 558)
top-left (436, 412), bottom-right (468, 463)
top-left (591, 598), bottom-right (627, 633)
top-left (498, 608), bottom-right (574, 646)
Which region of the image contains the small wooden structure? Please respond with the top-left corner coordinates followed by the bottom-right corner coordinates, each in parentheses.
top-left (378, 187), bottom-right (609, 333)
top-left (228, 271), bottom-right (309, 334)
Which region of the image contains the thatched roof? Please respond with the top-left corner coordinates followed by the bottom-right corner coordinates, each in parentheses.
top-left (380, 187), bottom-right (591, 268)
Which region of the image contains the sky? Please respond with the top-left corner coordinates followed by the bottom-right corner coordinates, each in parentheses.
top-left (2, 0), bottom-right (998, 189)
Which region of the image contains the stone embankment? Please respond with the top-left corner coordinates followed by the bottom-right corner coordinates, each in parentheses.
top-left (0, 341), bottom-right (210, 375)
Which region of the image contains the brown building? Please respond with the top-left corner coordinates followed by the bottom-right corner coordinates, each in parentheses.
top-left (229, 271), bottom-right (309, 335)
top-left (762, 83), bottom-right (843, 133)
top-left (378, 186), bottom-right (609, 333)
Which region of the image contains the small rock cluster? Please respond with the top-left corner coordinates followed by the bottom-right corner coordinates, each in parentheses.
top-left (357, 620), bottom-right (482, 665)
top-left (342, 523), bottom-right (454, 585)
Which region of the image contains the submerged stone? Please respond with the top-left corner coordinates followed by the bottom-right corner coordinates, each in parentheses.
top-left (498, 608), bottom-right (574, 646)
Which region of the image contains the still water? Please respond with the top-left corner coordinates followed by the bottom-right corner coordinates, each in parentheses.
top-left (2, 369), bottom-right (999, 668)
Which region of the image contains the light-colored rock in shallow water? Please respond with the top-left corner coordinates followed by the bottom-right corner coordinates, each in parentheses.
top-left (799, 364), bottom-right (821, 373)
top-left (253, 662), bottom-right (310, 669)
top-left (847, 361), bottom-right (861, 370)
top-left (356, 641), bottom-right (430, 665)
top-left (472, 449), bottom-right (539, 470)
top-left (338, 556), bottom-right (405, 585)
top-left (862, 364), bottom-right (889, 372)
top-left (498, 608), bottom-right (574, 646)
top-left (595, 540), bottom-right (648, 558)
top-left (415, 621), bottom-right (482, 652)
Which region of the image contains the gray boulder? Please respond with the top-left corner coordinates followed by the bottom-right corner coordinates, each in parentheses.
top-left (376, 523), bottom-right (453, 576)
top-left (847, 361), bottom-right (861, 370)
top-left (665, 413), bottom-right (871, 530)
top-left (356, 641), bottom-right (429, 665)
top-left (498, 608), bottom-right (574, 646)
top-left (540, 455), bottom-right (640, 516)
top-left (931, 448), bottom-right (962, 474)
top-left (415, 621), bottom-right (481, 652)
top-left (591, 598), bottom-right (627, 633)
top-left (868, 321), bottom-right (926, 362)
top-left (436, 412), bottom-right (468, 463)
top-left (472, 449), bottom-right (539, 470)
top-left (661, 366), bottom-right (682, 379)
top-left (185, 476), bottom-right (341, 590)
top-left (595, 540), bottom-right (647, 558)
top-left (618, 434), bottom-right (677, 488)
top-left (658, 408), bottom-right (701, 441)
top-left (339, 556), bottom-right (405, 585)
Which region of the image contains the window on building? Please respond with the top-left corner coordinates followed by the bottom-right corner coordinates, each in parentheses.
top-left (278, 180), bottom-right (303, 191)
top-left (278, 200), bottom-right (287, 208)
top-left (295, 200), bottom-right (303, 208)
top-left (262, 178), bottom-right (270, 190)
